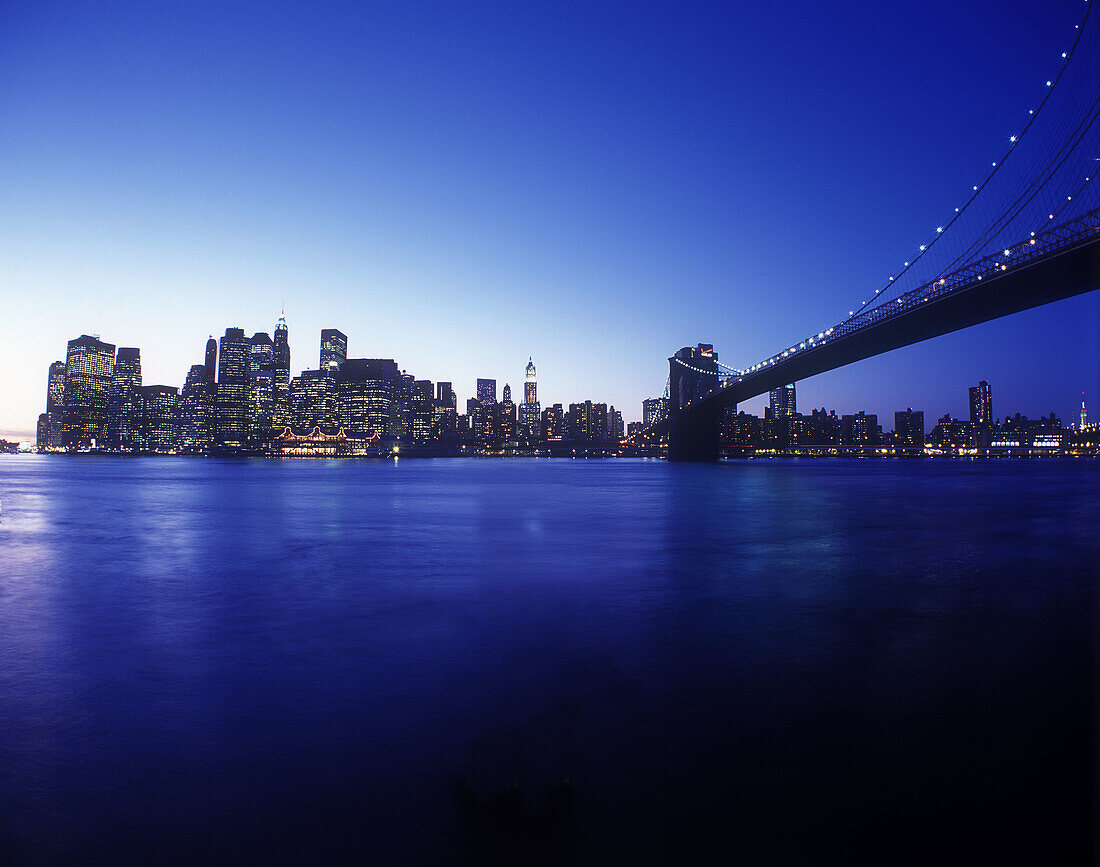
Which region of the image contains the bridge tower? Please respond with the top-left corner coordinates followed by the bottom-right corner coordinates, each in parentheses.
top-left (668, 344), bottom-right (722, 461)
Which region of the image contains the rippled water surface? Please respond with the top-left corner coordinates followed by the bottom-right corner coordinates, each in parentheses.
top-left (0, 456), bottom-right (1096, 864)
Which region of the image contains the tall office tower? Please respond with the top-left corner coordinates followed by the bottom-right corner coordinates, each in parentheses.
top-left (45, 360), bottom-right (66, 449)
top-left (179, 364), bottom-right (215, 454)
top-left (968, 380), bottom-right (992, 426)
top-left (608, 407), bottom-right (624, 441)
top-left (215, 327), bottom-right (251, 452)
top-left (1082, 394), bottom-right (1088, 430)
top-left (477, 378), bottom-right (497, 406)
top-left (392, 373), bottom-right (415, 438)
top-left (320, 329), bottom-right (348, 371)
top-left (204, 337), bottom-right (217, 382)
top-left (36, 414), bottom-right (49, 451)
top-left (542, 404), bottom-right (563, 439)
top-left (248, 332), bottom-right (275, 442)
top-left (139, 385), bottom-right (180, 453)
top-left (894, 408), bottom-right (925, 447)
top-left (500, 384), bottom-right (517, 442)
top-left (411, 380), bottom-right (434, 441)
top-left (271, 313), bottom-right (291, 429)
top-left (769, 383), bottom-right (796, 419)
top-left (289, 369), bottom-right (337, 429)
top-left (643, 397), bottom-right (670, 428)
top-left (338, 358), bottom-right (398, 437)
top-left (436, 382), bottom-right (456, 409)
top-left (106, 347), bottom-right (143, 452)
top-left (519, 357), bottom-right (540, 438)
top-left (62, 334), bottom-right (116, 450)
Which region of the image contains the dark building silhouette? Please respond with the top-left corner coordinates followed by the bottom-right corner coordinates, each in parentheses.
top-left (62, 334), bottom-right (116, 450)
top-left (215, 327), bottom-right (251, 453)
top-left (204, 337), bottom-right (217, 382)
top-left (106, 347), bottom-right (142, 452)
top-left (931, 413), bottom-right (971, 449)
top-left (320, 329), bottom-right (348, 371)
top-left (969, 380), bottom-right (992, 426)
top-left (140, 385), bottom-right (180, 453)
top-left (894, 408), bottom-right (925, 447)
top-left (840, 411), bottom-right (881, 446)
top-left (500, 384), bottom-right (517, 443)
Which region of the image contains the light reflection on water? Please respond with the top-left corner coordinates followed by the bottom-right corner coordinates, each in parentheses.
top-left (0, 456), bottom-right (1096, 865)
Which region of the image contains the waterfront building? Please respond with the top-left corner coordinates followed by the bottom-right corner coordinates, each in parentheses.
top-left (969, 380), bottom-right (992, 427)
top-left (215, 327), bottom-right (251, 453)
top-left (894, 408), bottom-right (925, 447)
top-left (411, 380), bottom-right (434, 441)
top-left (769, 383), bottom-right (797, 419)
top-left (520, 358), bottom-right (540, 438)
top-left (36, 413), bottom-right (49, 450)
top-left (320, 329), bottom-right (348, 371)
top-left (542, 404), bottom-right (563, 440)
top-left (106, 347), bottom-right (143, 452)
top-left (477, 378), bottom-right (496, 406)
top-left (45, 360), bottom-right (66, 449)
top-left (289, 369), bottom-right (337, 430)
top-left (930, 413), bottom-right (971, 450)
top-left (500, 384), bottom-right (517, 443)
top-left (608, 406), bottom-right (624, 441)
top-left (840, 411), bottom-right (881, 447)
top-left (338, 358), bottom-right (398, 438)
top-left (643, 397), bottom-right (670, 428)
top-left (566, 401), bottom-right (608, 442)
top-left (140, 385), bottom-right (180, 453)
top-left (62, 334), bottom-right (116, 450)
top-left (179, 364), bottom-right (215, 454)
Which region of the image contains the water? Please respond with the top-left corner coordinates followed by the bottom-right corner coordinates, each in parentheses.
top-left (0, 456), bottom-right (1096, 865)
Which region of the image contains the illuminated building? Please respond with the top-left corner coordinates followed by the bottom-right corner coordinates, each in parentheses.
top-left (969, 380), bottom-right (992, 426)
top-left (36, 413), bottom-right (49, 450)
top-left (338, 358), bottom-right (398, 438)
top-left (477, 378), bottom-right (496, 406)
top-left (215, 327), bottom-right (251, 453)
top-left (272, 313), bottom-right (291, 427)
top-left (45, 360), bottom-right (66, 449)
top-left (567, 401), bottom-right (608, 442)
top-left (1081, 394), bottom-right (1087, 430)
top-left (769, 383), bottom-right (796, 419)
top-left (62, 334), bottom-right (116, 450)
top-left (520, 358), bottom-right (540, 438)
top-left (412, 380), bottom-right (434, 441)
top-left (930, 413), bottom-right (971, 450)
top-left (106, 347), bottom-right (143, 452)
top-left (643, 397), bottom-right (669, 428)
top-left (320, 329), bottom-right (348, 371)
top-left (894, 408), bottom-right (925, 447)
top-left (140, 385), bottom-right (180, 453)
top-left (249, 333), bottom-right (275, 444)
top-left (290, 369), bottom-right (337, 430)
top-left (542, 404), bottom-right (563, 439)
top-left (500, 384), bottom-right (517, 443)
top-left (840, 411), bottom-right (881, 446)
top-left (179, 364), bottom-right (215, 454)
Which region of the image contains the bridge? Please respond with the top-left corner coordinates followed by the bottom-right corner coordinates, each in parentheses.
top-left (651, 3), bottom-right (1100, 460)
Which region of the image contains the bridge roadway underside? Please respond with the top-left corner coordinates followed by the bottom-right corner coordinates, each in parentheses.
top-left (669, 236), bottom-right (1100, 460)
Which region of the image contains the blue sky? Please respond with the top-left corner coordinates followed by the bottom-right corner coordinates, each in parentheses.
top-left (1, 0), bottom-right (1096, 437)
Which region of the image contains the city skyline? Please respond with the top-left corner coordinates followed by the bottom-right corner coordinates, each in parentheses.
top-left (2, 1), bottom-right (1098, 439)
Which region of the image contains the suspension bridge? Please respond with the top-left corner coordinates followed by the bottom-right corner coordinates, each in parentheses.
top-left (646, 2), bottom-right (1100, 460)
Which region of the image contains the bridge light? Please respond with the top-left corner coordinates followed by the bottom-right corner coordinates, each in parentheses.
top-left (1046, 80), bottom-right (1052, 87)
top-left (1029, 109), bottom-right (1034, 114)
top-left (1003, 249), bottom-right (1011, 256)
top-left (992, 162), bottom-right (997, 167)
top-left (919, 245), bottom-right (926, 251)
top-left (955, 207), bottom-right (960, 212)
top-left (1009, 135), bottom-right (1017, 143)
top-left (936, 226), bottom-right (943, 232)
top-left (1062, 52), bottom-right (1067, 58)
top-left (1030, 238), bottom-right (1036, 245)
top-left (973, 186), bottom-right (978, 191)
top-left (1049, 214), bottom-right (1054, 219)
top-left (904, 261), bottom-right (909, 266)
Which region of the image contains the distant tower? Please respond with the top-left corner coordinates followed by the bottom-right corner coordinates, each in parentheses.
top-left (769, 383), bottom-right (796, 418)
top-left (204, 337), bottom-right (217, 382)
top-left (106, 347), bottom-right (143, 451)
top-left (520, 357), bottom-right (540, 438)
top-left (62, 334), bottom-right (116, 450)
top-left (1082, 393), bottom-right (1088, 430)
top-left (320, 329), bottom-right (348, 371)
top-left (968, 380), bottom-right (992, 426)
top-left (272, 312), bottom-right (291, 396)
top-left (45, 360), bottom-right (66, 449)
top-left (477, 378), bottom-right (496, 406)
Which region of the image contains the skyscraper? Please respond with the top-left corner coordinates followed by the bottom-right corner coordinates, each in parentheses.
top-left (894, 408), bottom-right (925, 447)
top-left (249, 333), bottom-right (275, 444)
top-left (139, 385), bottom-right (180, 453)
top-left (1082, 393), bottom-right (1088, 430)
top-left (272, 312), bottom-right (291, 427)
top-left (769, 383), bottom-right (796, 419)
top-left (338, 358), bottom-right (398, 438)
top-left (106, 347), bottom-right (142, 452)
top-left (45, 360), bottom-right (66, 450)
top-left (204, 337), bottom-right (217, 382)
top-left (477, 378), bottom-right (496, 406)
top-left (643, 397), bottom-right (670, 428)
top-left (290, 369), bottom-right (337, 430)
top-left (500, 384), bottom-right (517, 442)
top-left (62, 334), bottom-right (116, 450)
top-left (969, 380), bottom-right (992, 426)
top-left (179, 364), bottom-right (215, 454)
top-left (215, 327), bottom-right (251, 453)
top-left (520, 358), bottom-right (540, 438)
top-left (320, 329), bottom-right (348, 371)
